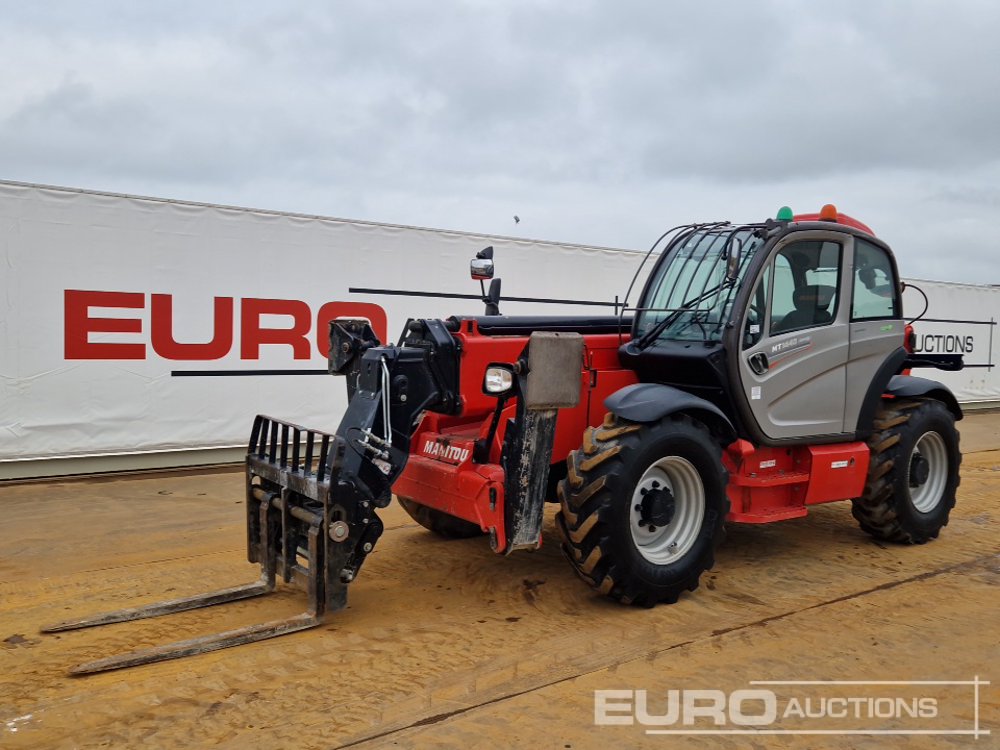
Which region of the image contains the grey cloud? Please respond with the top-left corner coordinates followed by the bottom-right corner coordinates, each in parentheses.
top-left (0, 1), bottom-right (998, 282)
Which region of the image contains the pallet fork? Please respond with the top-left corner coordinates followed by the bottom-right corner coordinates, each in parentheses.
top-left (44, 415), bottom-right (384, 675)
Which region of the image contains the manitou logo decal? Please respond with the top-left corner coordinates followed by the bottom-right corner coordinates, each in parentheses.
top-left (422, 439), bottom-right (471, 464)
top-left (63, 290), bottom-right (387, 360)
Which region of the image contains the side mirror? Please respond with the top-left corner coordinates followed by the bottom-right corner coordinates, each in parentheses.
top-left (471, 257), bottom-right (495, 280)
top-left (725, 238), bottom-right (743, 281)
top-left (471, 246), bottom-right (501, 314)
top-left (472, 246), bottom-right (495, 280)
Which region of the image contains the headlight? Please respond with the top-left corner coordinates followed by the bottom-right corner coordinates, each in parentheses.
top-left (483, 365), bottom-right (514, 395)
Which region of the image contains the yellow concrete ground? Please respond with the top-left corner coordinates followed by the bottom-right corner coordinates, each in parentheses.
top-left (1, 414), bottom-right (998, 749)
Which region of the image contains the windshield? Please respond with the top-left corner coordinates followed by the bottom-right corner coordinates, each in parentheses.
top-left (634, 227), bottom-right (763, 344)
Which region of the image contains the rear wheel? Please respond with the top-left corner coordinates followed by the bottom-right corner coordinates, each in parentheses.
top-left (851, 398), bottom-right (961, 544)
top-left (556, 413), bottom-right (729, 606)
top-left (397, 496), bottom-right (485, 539)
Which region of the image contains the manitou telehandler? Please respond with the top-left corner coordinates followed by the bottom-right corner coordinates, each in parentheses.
top-left (46, 205), bottom-right (963, 674)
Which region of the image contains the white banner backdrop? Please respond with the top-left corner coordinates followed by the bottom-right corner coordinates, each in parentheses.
top-left (0, 181), bottom-right (640, 476)
top-left (1, 181), bottom-right (996, 477)
top-left (901, 279), bottom-right (998, 402)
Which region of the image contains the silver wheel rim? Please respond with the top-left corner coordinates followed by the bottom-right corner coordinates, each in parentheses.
top-left (908, 431), bottom-right (948, 513)
top-left (629, 456), bottom-right (705, 565)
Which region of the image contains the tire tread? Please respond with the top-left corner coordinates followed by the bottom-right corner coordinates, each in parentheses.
top-left (851, 398), bottom-right (961, 544)
top-left (555, 412), bottom-right (729, 606)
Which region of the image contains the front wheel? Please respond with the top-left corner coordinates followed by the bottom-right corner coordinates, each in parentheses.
top-left (555, 413), bottom-right (729, 606)
top-left (851, 398), bottom-right (961, 544)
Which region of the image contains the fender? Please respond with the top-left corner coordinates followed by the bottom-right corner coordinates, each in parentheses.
top-left (604, 382), bottom-right (737, 443)
top-left (885, 374), bottom-right (963, 421)
top-left (854, 347), bottom-right (908, 437)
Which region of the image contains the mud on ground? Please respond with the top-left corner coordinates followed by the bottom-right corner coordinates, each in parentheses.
top-left (1, 414), bottom-right (998, 749)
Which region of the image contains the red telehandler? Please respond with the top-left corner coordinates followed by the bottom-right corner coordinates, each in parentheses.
top-left (45, 205), bottom-right (963, 674)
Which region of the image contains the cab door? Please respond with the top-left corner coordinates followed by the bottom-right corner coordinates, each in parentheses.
top-left (737, 234), bottom-right (853, 441)
top-left (843, 237), bottom-right (904, 431)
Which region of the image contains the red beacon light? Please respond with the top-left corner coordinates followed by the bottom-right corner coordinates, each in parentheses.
top-left (791, 203), bottom-right (875, 235)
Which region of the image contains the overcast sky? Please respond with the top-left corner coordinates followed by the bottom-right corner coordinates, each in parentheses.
top-left (2, 1), bottom-right (998, 284)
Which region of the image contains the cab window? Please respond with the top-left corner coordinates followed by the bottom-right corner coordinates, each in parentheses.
top-left (743, 264), bottom-right (771, 349)
top-left (769, 241), bottom-right (842, 335)
top-left (852, 239), bottom-right (900, 321)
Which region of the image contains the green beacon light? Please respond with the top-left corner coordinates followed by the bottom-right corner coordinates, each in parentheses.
top-left (776, 206), bottom-right (794, 222)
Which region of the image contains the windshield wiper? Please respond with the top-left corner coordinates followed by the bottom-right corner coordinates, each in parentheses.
top-left (634, 279), bottom-right (735, 351)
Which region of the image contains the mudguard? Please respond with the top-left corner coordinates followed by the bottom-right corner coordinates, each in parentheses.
top-left (604, 382), bottom-right (737, 443)
top-left (886, 374), bottom-right (963, 420)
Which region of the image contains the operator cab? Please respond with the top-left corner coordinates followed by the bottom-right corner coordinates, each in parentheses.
top-left (622, 205), bottom-right (904, 446)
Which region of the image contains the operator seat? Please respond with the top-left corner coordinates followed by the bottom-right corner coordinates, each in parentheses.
top-left (773, 284), bottom-right (836, 333)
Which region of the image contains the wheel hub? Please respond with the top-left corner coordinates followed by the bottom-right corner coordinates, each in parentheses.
top-left (909, 453), bottom-right (930, 487)
top-left (908, 430), bottom-right (949, 514)
top-left (634, 481), bottom-right (675, 532)
top-left (629, 456), bottom-right (706, 565)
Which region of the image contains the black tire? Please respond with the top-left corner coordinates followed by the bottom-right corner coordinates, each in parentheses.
top-left (555, 412), bottom-right (729, 606)
top-left (851, 398), bottom-right (961, 544)
top-left (397, 496), bottom-right (485, 539)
